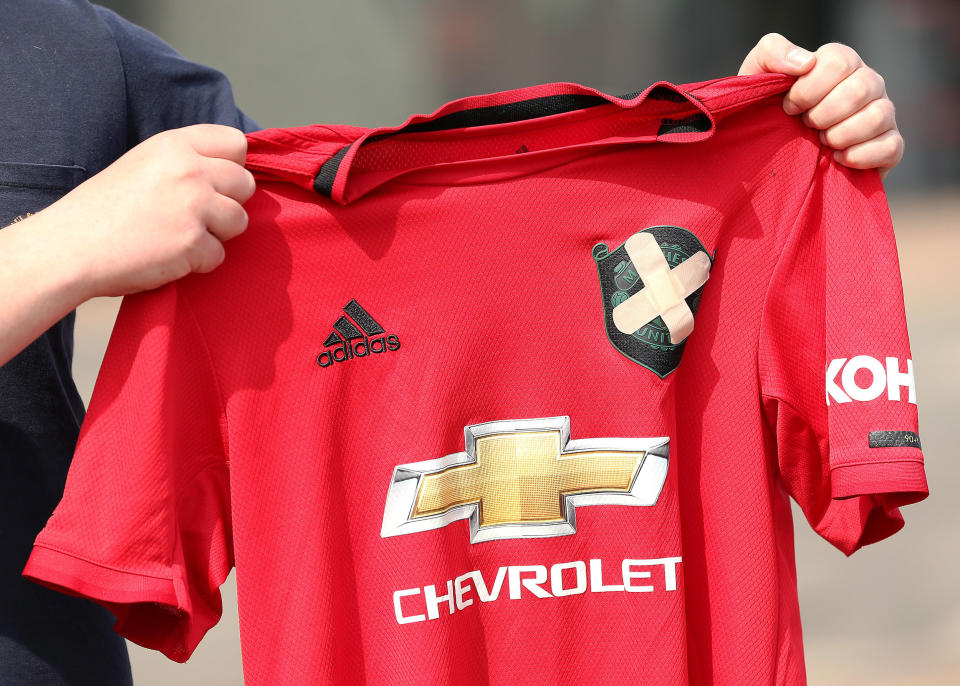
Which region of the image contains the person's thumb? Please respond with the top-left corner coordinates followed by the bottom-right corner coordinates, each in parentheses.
top-left (738, 33), bottom-right (815, 76)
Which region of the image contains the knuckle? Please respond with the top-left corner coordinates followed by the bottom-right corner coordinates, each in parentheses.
top-left (826, 42), bottom-right (860, 64)
top-left (233, 168), bottom-right (257, 201)
top-left (163, 129), bottom-right (196, 157)
top-left (181, 159), bottom-right (207, 183)
top-left (802, 109), bottom-right (822, 129)
top-left (850, 152), bottom-right (873, 170)
top-left (819, 43), bottom-right (859, 73)
top-left (797, 94), bottom-right (817, 110)
top-left (188, 242), bottom-right (209, 271)
top-left (833, 147), bottom-right (852, 166)
top-left (865, 104), bottom-right (884, 132)
top-left (221, 126), bottom-right (247, 155)
top-left (182, 184), bottom-right (208, 213)
top-left (205, 242), bottom-right (226, 271)
top-left (232, 208), bottom-right (249, 237)
top-left (244, 184), bottom-right (256, 204)
top-left (885, 132), bottom-right (903, 158)
top-left (173, 230), bottom-right (202, 265)
top-left (185, 221), bottom-right (208, 249)
top-left (224, 201), bottom-right (247, 230)
top-left (884, 97), bottom-right (897, 120)
top-left (821, 126), bottom-right (839, 148)
top-left (873, 101), bottom-right (893, 129)
top-left (815, 41), bottom-right (839, 57)
top-left (759, 32), bottom-right (784, 49)
top-left (821, 51), bottom-right (851, 75)
top-left (789, 88), bottom-right (816, 112)
top-left (849, 72), bottom-right (872, 103)
top-left (857, 67), bottom-right (883, 98)
top-left (235, 128), bottom-right (248, 156)
top-left (162, 150), bottom-right (204, 183)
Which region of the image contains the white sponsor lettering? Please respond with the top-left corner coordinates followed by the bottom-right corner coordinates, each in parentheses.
top-left (393, 556), bottom-right (682, 625)
top-left (825, 358), bottom-right (849, 403)
top-left (508, 565), bottom-right (552, 600)
top-left (622, 561), bottom-right (653, 592)
top-left (472, 567), bottom-right (507, 602)
top-left (623, 558), bottom-right (679, 592)
top-left (424, 580), bottom-right (455, 620)
top-left (393, 588), bottom-right (425, 624)
top-left (550, 561), bottom-right (587, 597)
top-left (454, 573), bottom-right (474, 610)
top-left (886, 357), bottom-right (916, 403)
top-left (842, 355), bottom-right (887, 401)
top-left (589, 558), bottom-right (624, 592)
top-left (826, 356), bottom-right (916, 406)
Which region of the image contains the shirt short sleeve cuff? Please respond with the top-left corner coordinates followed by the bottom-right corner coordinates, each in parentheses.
top-left (22, 544), bottom-right (194, 662)
top-left (830, 458), bottom-right (928, 501)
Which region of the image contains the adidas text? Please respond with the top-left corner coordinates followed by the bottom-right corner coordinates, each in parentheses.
top-left (318, 335), bottom-right (401, 367)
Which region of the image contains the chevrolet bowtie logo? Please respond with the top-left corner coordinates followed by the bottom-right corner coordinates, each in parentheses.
top-left (381, 417), bottom-right (669, 543)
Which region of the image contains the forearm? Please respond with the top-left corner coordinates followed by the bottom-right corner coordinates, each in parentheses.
top-left (0, 126), bottom-right (253, 368)
top-left (0, 210), bottom-right (93, 366)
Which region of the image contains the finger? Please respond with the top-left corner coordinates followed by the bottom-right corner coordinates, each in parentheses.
top-left (192, 233), bottom-right (227, 274)
top-left (783, 42), bottom-right (862, 115)
top-left (802, 67), bottom-right (886, 130)
top-left (832, 129), bottom-right (904, 171)
top-left (203, 156), bottom-right (256, 204)
top-left (177, 124), bottom-right (248, 164)
top-left (202, 193), bottom-right (249, 242)
top-left (820, 99), bottom-right (897, 150)
top-left (739, 32), bottom-right (815, 76)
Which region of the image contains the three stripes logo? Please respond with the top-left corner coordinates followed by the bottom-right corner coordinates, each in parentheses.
top-left (317, 300), bottom-right (400, 368)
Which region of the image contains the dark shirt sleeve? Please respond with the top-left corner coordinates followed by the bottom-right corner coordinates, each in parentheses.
top-left (93, 6), bottom-right (259, 141)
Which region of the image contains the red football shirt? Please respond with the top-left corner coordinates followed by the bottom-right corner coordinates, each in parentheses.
top-left (25, 74), bottom-right (927, 685)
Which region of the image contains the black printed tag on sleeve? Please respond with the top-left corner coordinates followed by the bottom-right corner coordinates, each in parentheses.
top-left (869, 431), bottom-right (922, 449)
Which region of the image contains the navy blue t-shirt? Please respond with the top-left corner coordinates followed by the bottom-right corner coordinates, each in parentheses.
top-left (0, 2), bottom-right (256, 684)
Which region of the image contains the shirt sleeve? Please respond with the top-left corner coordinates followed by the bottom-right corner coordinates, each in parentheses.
top-left (22, 284), bottom-right (231, 662)
top-left (93, 6), bottom-right (259, 139)
top-left (758, 148), bottom-right (927, 556)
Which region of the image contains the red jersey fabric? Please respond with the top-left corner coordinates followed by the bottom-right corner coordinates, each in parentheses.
top-left (25, 74), bottom-right (927, 685)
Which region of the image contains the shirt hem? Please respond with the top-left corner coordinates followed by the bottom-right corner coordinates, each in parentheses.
top-left (830, 459), bottom-right (928, 501)
top-left (22, 544), bottom-right (192, 662)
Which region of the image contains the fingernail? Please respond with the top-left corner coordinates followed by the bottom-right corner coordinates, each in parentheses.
top-left (782, 96), bottom-right (801, 115)
top-left (786, 47), bottom-right (814, 69)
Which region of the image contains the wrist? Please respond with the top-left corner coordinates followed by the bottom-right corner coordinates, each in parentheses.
top-left (22, 205), bottom-right (100, 304)
top-left (0, 207), bottom-right (99, 365)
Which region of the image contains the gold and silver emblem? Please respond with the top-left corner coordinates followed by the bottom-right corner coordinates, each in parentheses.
top-left (381, 417), bottom-right (669, 543)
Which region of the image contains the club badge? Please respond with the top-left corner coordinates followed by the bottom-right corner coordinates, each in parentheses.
top-left (593, 226), bottom-right (713, 377)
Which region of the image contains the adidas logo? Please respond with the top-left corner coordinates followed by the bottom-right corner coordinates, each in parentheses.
top-left (317, 300), bottom-right (400, 368)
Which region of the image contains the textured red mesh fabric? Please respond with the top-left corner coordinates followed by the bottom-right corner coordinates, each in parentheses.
top-left (25, 74), bottom-right (925, 685)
